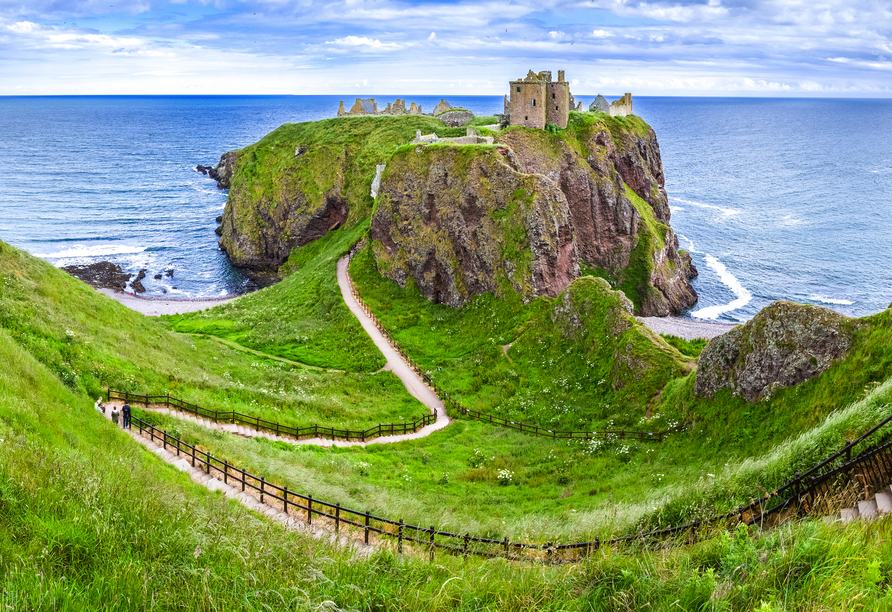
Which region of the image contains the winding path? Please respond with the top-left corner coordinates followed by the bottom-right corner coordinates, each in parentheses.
top-left (106, 256), bottom-right (451, 448)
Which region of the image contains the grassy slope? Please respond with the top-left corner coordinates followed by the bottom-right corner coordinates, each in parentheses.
top-left (0, 239), bottom-right (424, 430)
top-left (660, 308), bottom-right (892, 451)
top-left (351, 242), bottom-right (691, 432)
top-left (5, 252), bottom-right (890, 611)
top-left (167, 222), bottom-right (386, 373)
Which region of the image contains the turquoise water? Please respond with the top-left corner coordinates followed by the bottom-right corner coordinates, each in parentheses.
top-left (0, 95), bottom-right (890, 321)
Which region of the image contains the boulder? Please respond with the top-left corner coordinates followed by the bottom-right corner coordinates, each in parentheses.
top-left (694, 301), bottom-right (853, 402)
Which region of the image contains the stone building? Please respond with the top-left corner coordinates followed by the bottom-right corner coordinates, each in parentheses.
top-left (338, 98), bottom-right (425, 117)
top-left (507, 69), bottom-right (571, 129)
top-left (609, 93), bottom-right (633, 117)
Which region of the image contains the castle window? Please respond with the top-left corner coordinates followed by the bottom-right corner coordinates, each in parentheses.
top-left (516, 87), bottom-right (520, 92)
top-left (532, 99), bottom-right (536, 106)
top-left (525, 116), bottom-right (528, 120)
top-left (552, 93), bottom-right (555, 99)
top-left (555, 106), bottom-right (558, 110)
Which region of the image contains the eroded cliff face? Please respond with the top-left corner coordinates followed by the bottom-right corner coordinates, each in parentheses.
top-left (370, 145), bottom-right (579, 306)
top-left (218, 145), bottom-right (350, 270)
top-left (694, 301), bottom-right (853, 402)
top-left (373, 115), bottom-right (697, 315)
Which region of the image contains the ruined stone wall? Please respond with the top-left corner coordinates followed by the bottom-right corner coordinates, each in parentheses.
top-left (509, 81), bottom-right (547, 129)
top-left (609, 94), bottom-right (633, 117)
top-left (546, 81), bottom-right (570, 129)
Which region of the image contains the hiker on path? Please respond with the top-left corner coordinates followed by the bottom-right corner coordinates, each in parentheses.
top-left (95, 396), bottom-right (105, 414)
top-left (111, 404), bottom-right (120, 427)
top-left (122, 403), bottom-right (131, 429)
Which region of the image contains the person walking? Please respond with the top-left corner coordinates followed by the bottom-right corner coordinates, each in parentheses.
top-left (95, 396), bottom-right (105, 414)
top-left (122, 402), bottom-right (131, 429)
top-left (111, 404), bottom-right (120, 427)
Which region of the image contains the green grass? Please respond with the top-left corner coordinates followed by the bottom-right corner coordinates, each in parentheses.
top-left (661, 334), bottom-right (709, 358)
top-left (4, 241), bottom-right (892, 608)
top-left (350, 243), bottom-right (691, 432)
top-left (167, 221), bottom-right (384, 373)
top-left (0, 239), bottom-right (423, 431)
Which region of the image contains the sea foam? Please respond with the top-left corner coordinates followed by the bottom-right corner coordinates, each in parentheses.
top-left (672, 197), bottom-right (741, 218)
top-left (692, 255), bottom-right (752, 320)
top-left (35, 244), bottom-right (148, 259)
top-left (810, 294), bottom-right (854, 306)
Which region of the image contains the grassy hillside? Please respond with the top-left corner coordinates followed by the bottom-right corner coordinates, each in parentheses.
top-left (167, 221), bottom-right (385, 373)
top-left (2, 305), bottom-right (891, 610)
top-left (0, 239), bottom-right (424, 430)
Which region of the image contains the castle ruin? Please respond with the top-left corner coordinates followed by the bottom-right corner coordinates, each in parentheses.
top-left (337, 98), bottom-right (424, 117)
top-left (507, 69), bottom-right (571, 130)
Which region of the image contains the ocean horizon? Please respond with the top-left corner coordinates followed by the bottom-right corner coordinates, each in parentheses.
top-left (1, 94), bottom-right (889, 322)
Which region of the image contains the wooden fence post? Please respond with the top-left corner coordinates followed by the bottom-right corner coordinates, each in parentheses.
top-left (283, 486), bottom-right (288, 514)
top-left (308, 495), bottom-right (313, 525)
top-left (364, 511), bottom-right (370, 545)
top-left (260, 477), bottom-right (265, 505)
top-left (463, 533), bottom-right (469, 558)
top-left (223, 461), bottom-right (228, 485)
top-left (162, 430), bottom-right (167, 450)
top-left (335, 503), bottom-right (340, 532)
top-left (430, 526), bottom-right (436, 561)
top-left (398, 519), bottom-right (404, 554)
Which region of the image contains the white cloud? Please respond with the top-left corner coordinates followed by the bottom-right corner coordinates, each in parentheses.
top-left (428, 32), bottom-right (436, 40)
top-left (592, 29), bottom-right (613, 38)
top-left (324, 35), bottom-right (402, 50)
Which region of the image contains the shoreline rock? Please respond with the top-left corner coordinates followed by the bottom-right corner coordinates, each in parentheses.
top-left (62, 261), bottom-right (131, 291)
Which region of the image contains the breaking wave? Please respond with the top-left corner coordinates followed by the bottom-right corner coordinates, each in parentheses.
top-left (691, 255), bottom-right (752, 320)
top-left (34, 244), bottom-right (148, 259)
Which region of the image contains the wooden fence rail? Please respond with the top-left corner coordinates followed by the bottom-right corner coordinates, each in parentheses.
top-left (108, 389), bottom-right (436, 444)
top-left (132, 405), bottom-right (892, 563)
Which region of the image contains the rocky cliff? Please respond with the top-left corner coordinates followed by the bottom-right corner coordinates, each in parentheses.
top-left (216, 115), bottom-right (454, 271)
top-left (216, 112), bottom-right (697, 315)
top-left (694, 301), bottom-right (854, 402)
top-left (372, 113), bottom-right (697, 315)
top-left (370, 145), bottom-right (578, 306)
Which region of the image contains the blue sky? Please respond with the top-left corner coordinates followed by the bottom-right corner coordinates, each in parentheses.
top-left (1, 0), bottom-right (890, 96)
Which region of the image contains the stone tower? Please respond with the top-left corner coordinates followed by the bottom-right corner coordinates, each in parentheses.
top-left (508, 69), bottom-right (570, 130)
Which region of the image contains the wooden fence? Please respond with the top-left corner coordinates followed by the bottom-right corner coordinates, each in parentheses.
top-left (132, 407), bottom-right (892, 563)
top-left (344, 251), bottom-right (677, 443)
top-left (108, 389), bottom-right (436, 443)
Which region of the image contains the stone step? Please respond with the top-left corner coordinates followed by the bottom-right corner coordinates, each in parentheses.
top-left (859, 500), bottom-right (878, 519)
top-left (841, 506), bottom-right (859, 523)
top-left (876, 492), bottom-right (892, 514)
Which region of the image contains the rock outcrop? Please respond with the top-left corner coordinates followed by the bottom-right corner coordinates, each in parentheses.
top-left (197, 151), bottom-right (238, 190)
top-left (218, 145), bottom-right (349, 270)
top-left (495, 119), bottom-right (696, 316)
top-left (370, 145), bottom-right (578, 306)
top-left (694, 301), bottom-right (853, 402)
top-left (62, 261), bottom-right (131, 290)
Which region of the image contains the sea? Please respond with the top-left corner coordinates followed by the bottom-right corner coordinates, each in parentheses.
top-left (0, 95), bottom-right (889, 322)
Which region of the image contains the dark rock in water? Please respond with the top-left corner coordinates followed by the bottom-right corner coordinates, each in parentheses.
top-left (215, 216), bottom-right (223, 224)
top-left (162, 289), bottom-right (167, 294)
top-left (694, 301), bottom-right (853, 402)
top-left (131, 269), bottom-right (147, 293)
top-left (63, 261), bottom-right (132, 291)
top-left (165, 269), bottom-right (174, 278)
top-left (198, 151), bottom-right (238, 190)
top-left (153, 274), bottom-right (162, 279)
top-left (172, 286), bottom-right (177, 290)
top-left (214, 226), bottom-right (222, 236)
